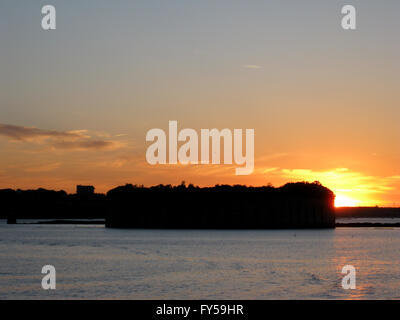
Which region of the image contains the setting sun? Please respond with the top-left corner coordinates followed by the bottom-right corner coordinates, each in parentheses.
top-left (334, 195), bottom-right (359, 207)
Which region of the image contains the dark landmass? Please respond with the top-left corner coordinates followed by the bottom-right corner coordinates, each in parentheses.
top-left (0, 187), bottom-right (107, 220)
top-left (19, 220), bottom-right (105, 225)
top-left (105, 181), bottom-right (335, 229)
top-left (3, 183), bottom-right (400, 229)
top-left (1, 181), bottom-right (336, 229)
top-left (336, 206), bottom-right (400, 218)
top-left (336, 223), bottom-right (400, 228)
top-left (13, 221), bottom-right (400, 228)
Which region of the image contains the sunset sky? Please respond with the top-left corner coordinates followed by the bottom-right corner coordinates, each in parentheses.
top-left (1, 1), bottom-right (400, 206)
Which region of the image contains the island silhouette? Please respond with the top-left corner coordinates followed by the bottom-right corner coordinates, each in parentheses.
top-left (1, 181), bottom-right (337, 229)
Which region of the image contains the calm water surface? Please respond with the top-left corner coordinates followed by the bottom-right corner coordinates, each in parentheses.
top-left (1, 221), bottom-right (400, 299)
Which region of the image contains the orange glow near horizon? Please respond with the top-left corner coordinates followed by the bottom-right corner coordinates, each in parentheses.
top-left (2, 2), bottom-right (400, 208)
top-left (334, 194), bottom-right (360, 207)
top-left (264, 167), bottom-right (390, 207)
top-left (0, 153), bottom-right (396, 207)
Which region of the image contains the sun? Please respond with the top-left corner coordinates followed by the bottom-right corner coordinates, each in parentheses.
top-left (334, 195), bottom-right (359, 207)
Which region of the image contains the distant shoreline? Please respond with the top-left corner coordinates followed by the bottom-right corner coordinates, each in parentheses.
top-left (1, 182), bottom-right (337, 229)
top-left (16, 219), bottom-right (106, 225)
top-left (7, 219), bottom-right (400, 228)
top-left (335, 222), bottom-right (400, 228)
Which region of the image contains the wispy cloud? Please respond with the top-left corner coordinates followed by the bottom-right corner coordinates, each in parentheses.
top-left (0, 124), bottom-right (81, 141)
top-left (52, 140), bottom-right (117, 150)
top-left (256, 153), bottom-right (289, 162)
top-left (0, 124), bottom-right (120, 151)
top-left (243, 64), bottom-right (263, 69)
top-left (24, 162), bottom-right (61, 173)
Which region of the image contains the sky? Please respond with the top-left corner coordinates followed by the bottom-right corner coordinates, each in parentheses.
top-left (1, 0), bottom-right (400, 206)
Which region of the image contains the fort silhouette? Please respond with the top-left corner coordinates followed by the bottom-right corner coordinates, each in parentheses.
top-left (1, 181), bottom-right (336, 229)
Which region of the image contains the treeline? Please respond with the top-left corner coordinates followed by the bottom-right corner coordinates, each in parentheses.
top-left (106, 181), bottom-right (336, 229)
top-left (1, 181), bottom-right (336, 229)
top-left (0, 188), bottom-right (107, 219)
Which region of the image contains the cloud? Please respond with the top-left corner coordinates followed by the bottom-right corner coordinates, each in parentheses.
top-left (243, 65), bottom-right (263, 69)
top-left (24, 162), bottom-right (61, 173)
top-left (0, 124), bottom-right (81, 141)
top-left (256, 153), bottom-right (289, 163)
top-left (261, 167), bottom-right (279, 174)
top-left (0, 123), bottom-right (120, 151)
top-left (52, 140), bottom-right (117, 150)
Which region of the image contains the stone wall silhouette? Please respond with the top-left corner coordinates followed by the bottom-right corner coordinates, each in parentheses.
top-left (105, 182), bottom-right (335, 229)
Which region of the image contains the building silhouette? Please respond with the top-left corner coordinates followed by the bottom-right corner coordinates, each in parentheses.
top-left (76, 185), bottom-right (95, 195)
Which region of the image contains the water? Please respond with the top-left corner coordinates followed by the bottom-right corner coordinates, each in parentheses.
top-left (1, 220), bottom-right (400, 299)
